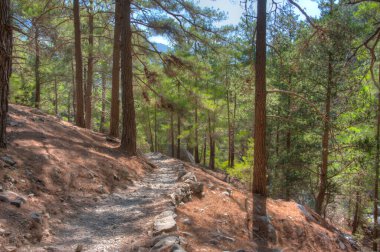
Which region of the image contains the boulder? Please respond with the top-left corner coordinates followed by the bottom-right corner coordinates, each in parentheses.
top-left (177, 170), bottom-right (187, 181)
top-left (154, 211), bottom-right (177, 235)
top-left (188, 182), bottom-right (204, 197)
top-left (170, 183), bottom-right (192, 206)
top-left (180, 172), bottom-right (196, 183)
top-left (152, 236), bottom-right (180, 251)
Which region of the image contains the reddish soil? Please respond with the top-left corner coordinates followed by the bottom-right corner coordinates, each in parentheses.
top-left (0, 104), bottom-right (150, 249)
top-left (177, 163), bottom-right (358, 252)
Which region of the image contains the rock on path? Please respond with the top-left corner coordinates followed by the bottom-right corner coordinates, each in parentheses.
top-left (31, 153), bottom-right (182, 252)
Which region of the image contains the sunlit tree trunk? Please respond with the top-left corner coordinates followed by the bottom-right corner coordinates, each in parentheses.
top-left (34, 25), bottom-right (41, 109)
top-left (109, 0), bottom-right (121, 137)
top-left (73, 0), bottom-right (85, 127)
top-left (252, 0), bottom-right (267, 196)
top-left (119, 0), bottom-right (137, 155)
top-left (85, 0), bottom-right (94, 129)
top-left (0, 0), bottom-right (12, 148)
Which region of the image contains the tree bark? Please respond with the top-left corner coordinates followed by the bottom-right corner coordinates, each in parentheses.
top-left (73, 0), bottom-right (85, 127)
top-left (147, 107), bottom-right (154, 152)
top-left (177, 82), bottom-right (181, 159)
top-left (109, 0), bottom-right (121, 137)
top-left (34, 25), bottom-right (41, 109)
top-left (85, 0), bottom-right (94, 129)
top-left (373, 61), bottom-right (380, 251)
top-left (0, 0), bottom-right (12, 148)
top-left (315, 53), bottom-right (333, 215)
top-left (231, 92), bottom-right (236, 167)
top-left (227, 88), bottom-right (231, 168)
top-left (194, 98), bottom-right (200, 163)
top-left (177, 113), bottom-right (181, 159)
top-left (171, 110), bottom-right (175, 156)
top-left (202, 132), bottom-right (207, 165)
top-left (352, 190), bottom-right (361, 234)
top-left (208, 112), bottom-right (215, 170)
top-left (119, 0), bottom-right (137, 155)
top-left (54, 77), bottom-right (58, 115)
top-left (154, 103), bottom-right (158, 152)
top-left (99, 71), bottom-right (106, 133)
top-left (252, 0), bottom-right (267, 196)
top-left (71, 53), bottom-right (76, 118)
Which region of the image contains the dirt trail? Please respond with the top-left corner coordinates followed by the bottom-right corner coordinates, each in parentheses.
top-left (37, 153), bottom-right (182, 252)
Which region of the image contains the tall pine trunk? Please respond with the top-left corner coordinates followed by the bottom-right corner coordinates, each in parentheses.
top-left (109, 0), bottom-right (121, 137)
top-left (119, 0), bottom-right (137, 155)
top-left (73, 0), bottom-right (85, 127)
top-left (315, 53), bottom-right (333, 215)
top-left (0, 0), bottom-right (12, 148)
top-left (252, 0), bottom-right (268, 246)
top-left (34, 26), bottom-right (41, 109)
top-left (252, 0), bottom-right (267, 196)
top-left (85, 0), bottom-right (94, 129)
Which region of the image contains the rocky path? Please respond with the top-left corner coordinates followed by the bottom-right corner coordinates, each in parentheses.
top-left (38, 153), bottom-right (183, 252)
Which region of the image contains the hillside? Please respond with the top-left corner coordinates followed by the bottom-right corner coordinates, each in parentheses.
top-left (0, 104), bottom-right (360, 251)
top-left (0, 104), bottom-right (151, 250)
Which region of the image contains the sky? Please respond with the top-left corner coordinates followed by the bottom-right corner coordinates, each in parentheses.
top-left (150, 0), bottom-right (321, 45)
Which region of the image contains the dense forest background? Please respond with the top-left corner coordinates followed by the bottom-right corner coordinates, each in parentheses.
top-left (2, 0), bottom-right (380, 248)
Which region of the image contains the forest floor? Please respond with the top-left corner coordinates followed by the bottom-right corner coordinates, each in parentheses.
top-left (0, 104), bottom-right (362, 252)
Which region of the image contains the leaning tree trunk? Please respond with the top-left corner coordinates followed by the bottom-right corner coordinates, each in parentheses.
top-left (73, 0), bottom-right (85, 127)
top-left (85, 0), bottom-right (94, 129)
top-left (34, 25), bottom-right (41, 109)
top-left (119, 0), bottom-right (137, 155)
top-left (109, 0), bottom-right (121, 137)
top-left (315, 53), bottom-right (333, 215)
top-left (252, 0), bottom-right (268, 196)
top-left (0, 0), bottom-right (12, 148)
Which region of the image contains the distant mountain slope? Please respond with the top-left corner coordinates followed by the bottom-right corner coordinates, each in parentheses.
top-left (153, 42), bottom-right (170, 53)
